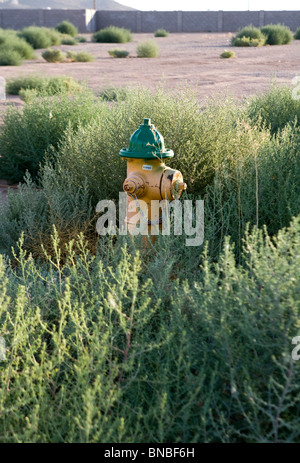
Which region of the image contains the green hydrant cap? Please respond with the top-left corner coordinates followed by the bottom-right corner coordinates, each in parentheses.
top-left (119, 118), bottom-right (174, 160)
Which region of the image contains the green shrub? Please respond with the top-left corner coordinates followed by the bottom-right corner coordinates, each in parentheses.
top-left (19, 88), bottom-right (39, 103)
top-left (0, 37), bottom-right (36, 60)
top-left (0, 167), bottom-right (94, 258)
top-left (98, 86), bottom-right (130, 101)
top-left (261, 24), bottom-right (293, 45)
top-left (232, 36), bottom-right (265, 47)
top-left (0, 28), bottom-right (18, 44)
top-left (18, 26), bottom-right (53, 49)
top-left (42, 49), bottom-right (65, 63)
top-left (55, 20), bottom-right (78, 38)
top-left (235, 25), bottom-right (265, 40)
top-left (6, 75), bottom-right (45, 94)
top-left (220, 49), bottom-right (236, 58)
top-left (55, 87), bottom-right (246, 205)
top-left (76, 35), bottom-right (87, 43)
top-left (204, 124), bottom-right (300, 257)
top-left (154, 28), bottom-right (169, 37)
top-left (295, 27), bottom-right (300, 39)
top-left (0, 31), bottom-right (36, 63)
top-left (0, 50), bottom-right (23, 66)
top-left (46, 28), bottom-right (62, 46)
top-left (108, 48), bottom-right (129, 58)
top-left (231, 25), bottom-right (266, 46)
top-left (66, 51), bottom-right (94, 62)
top-left (53, 86), bottom-right (300, 256)
top-left (0, 216), bottom-right (299, 442)
top-left (0, 85), bottom-right (300, 444)
top-left (246, 83), bottom-right (300, 134)
top-left (6, 75), bottom-right (83, 96)
top-left (59, 34), bottom-right (77, 45)
top-left (137, 40), bottom-right (160, 58)
top-left (0, 91), bottom-right (107, 183)
top-left (92, 26), bottom-right (132, 43)
top-left (2, 84), bottom-right (300, 255)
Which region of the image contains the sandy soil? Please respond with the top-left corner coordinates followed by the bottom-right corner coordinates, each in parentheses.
top-left (0, 32), bottom-right (299, 201)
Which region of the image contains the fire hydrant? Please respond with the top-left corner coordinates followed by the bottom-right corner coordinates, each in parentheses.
top-left (120, 118), bottom-right (187, 235)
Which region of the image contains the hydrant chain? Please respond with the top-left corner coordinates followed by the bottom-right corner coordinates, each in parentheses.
top-left (129, 190), bottom-right (146, 219)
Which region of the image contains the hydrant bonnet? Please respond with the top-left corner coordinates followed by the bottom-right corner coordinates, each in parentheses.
top-left (119, 118), bottom-right (174, 160)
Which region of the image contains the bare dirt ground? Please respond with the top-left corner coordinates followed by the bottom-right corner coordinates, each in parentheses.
top-left (0, 32), bottom-right (299, 201)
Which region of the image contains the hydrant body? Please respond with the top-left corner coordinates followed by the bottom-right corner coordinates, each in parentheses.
top-left (120, 118), bottom-right (186, 235)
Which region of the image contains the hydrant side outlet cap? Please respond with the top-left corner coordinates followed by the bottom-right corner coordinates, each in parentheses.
top-left (120, 118), bottom-right (174, 160)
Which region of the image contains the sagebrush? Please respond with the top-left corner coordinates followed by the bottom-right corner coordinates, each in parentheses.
top-left (0, 218), bottom-right (299, 442)
top-left (92, 26), bottom-right (132, 44)
top-left (137, 40), bottom-right (160, 58)
top-left (55, 20), bottom-right (78, 38)
top-left (0, 83), bottom-right (300, 443)
top-left (0, 91), bottom-right (106, 183)
top-left (6, 75), bottom-right (83, 96)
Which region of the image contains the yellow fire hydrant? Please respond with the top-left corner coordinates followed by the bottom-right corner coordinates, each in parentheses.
top-left (120, 118), bottom-right (187, 235)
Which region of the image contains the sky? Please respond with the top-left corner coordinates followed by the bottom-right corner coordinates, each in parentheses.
top-left (120, 0), bottom-right (300, 11)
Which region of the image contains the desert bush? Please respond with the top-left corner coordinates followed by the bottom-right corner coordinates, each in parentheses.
top-left (55, 20), bottom-right (78, 37)
top-left (0, 91), bottom-right (107, 183)
top-left (154, 28), bottom-right (169, 37)
top-left (98, 86), bottom-right (130, 101)
top-left (0, 215), bottom-right (299, 442)
top-left (0, 167), bottom-right (94, 258)
top-left (0, 28), bottom-right (18, 43)
top-left (45, 28), bottom-right (62, 46)
top-left (0, 84), bottom-right (300, 443)
top-left (204, 123), bottom-right (300, 257)
top-left (55, 87), bottom-right (252, 204)
top-left (295, 27), bottom-right (300, 39)
top-left (246, 83), bottom-right (300, 134)
top-left (137, 40), bottom-right (160, 58)
top-left (76, 35), bottom-right (87, 43)
top-left (0, 31), bottom-right (36, 65)
top-left (220, 49), bottom-right (236, 58)
top-left (108, 48), bottom-right (129, 58)
top-left (6, 75), bottom-right (83, 96)
top-left (231, 26), bottom-right (266, 46)
top-left (18, 88), bottom-right (39, 103)
top-left (2, 85), bottom-right (300, 255)
top-left (66, 51), bottom-right (94, 62)
top-left (17, 76), bottom-right (83, 102)
top-left (18, 26), bottom-right (54, 49)
top-left (235, 25), bottom-right (265, 40)
top-left (232, 36), bottom-right (265, 47)
top-left (261, 24), bottom-right (293, 45)
top-left (42, 49), bottom-right (65, 63)
top-left (92, 26), bottom-right (132, 43)
top-left (0, 49), bottom-right (23, 66)
top-left (60, 34), bottom-right (77, 45)
top-left (7, 40), bottom-right (35, 60)
top-left (0, 37), bottom-right (35, 60)
top-left (52, 86), bottom-right (300, 254)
